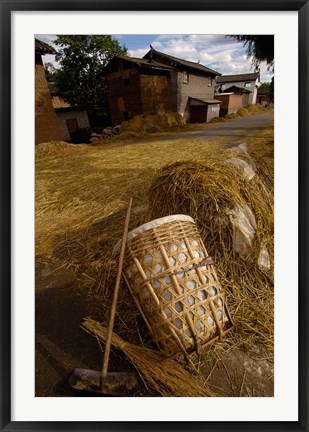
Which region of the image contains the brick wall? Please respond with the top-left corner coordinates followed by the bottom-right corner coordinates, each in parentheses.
top-left (35, 55), bottom-right (62, 145)
top-left (219, 79), bottom-right (258, 105)
top-left (215, 93), bottom-right (243, 117)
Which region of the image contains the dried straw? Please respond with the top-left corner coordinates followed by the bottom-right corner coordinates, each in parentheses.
top-left (82, 317), bottom-right (215, 397)
top-left (147, 152), bottom-right (274, 355)
top-left (35, 116), bottom-right (274, 383)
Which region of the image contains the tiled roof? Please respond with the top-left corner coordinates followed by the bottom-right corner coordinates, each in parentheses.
top-left (35, 38), bottom-right (57, 55)
top-left (143, 48), bottom-right (220, 76)
top-left (102, 55), bottom-right (173, 75)
top-left (120, 56), bottom-right (174, 70)
top-left (223, 85), bottom-right (252, 93)
top-left (216, 73), bottom-right (260, 83)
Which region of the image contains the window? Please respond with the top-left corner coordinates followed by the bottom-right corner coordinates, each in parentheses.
top-left (244, 82), bottom-right (251, 88)
top-left (183, 71), bottom-right (189, 84)
top-left (208, 76), bottom-right (213, 87)
top-left (122, 111), bottom-right (130, 121)
top-left (123, 78), bottom-right (130, 86)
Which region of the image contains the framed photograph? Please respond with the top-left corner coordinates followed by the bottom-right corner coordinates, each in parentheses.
top-left (1, 1), bottom-right (308, 431)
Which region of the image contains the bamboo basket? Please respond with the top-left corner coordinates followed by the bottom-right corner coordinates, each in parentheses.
top-left (114, 215), bottom-right (233, 358)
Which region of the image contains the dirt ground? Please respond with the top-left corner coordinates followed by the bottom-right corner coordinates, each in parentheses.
top-left (35, 113), bottom-right (274, 398)
top-left (35, 261), bottom-right (273, 397)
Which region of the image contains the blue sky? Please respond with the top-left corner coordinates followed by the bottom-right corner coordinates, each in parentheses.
top-left (37, 34), bottom-right (273, 83)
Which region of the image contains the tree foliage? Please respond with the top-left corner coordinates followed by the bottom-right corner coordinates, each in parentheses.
top-left (229, 35), bottom-right (274, 71)
top-left (259, 82), bottom-right (270, 90)
top-left (259, 79), bottom-right (274, 103)
top-left (44, 62), bottom-right (58, 82)
top-left (53, 35), bottom-right (127, 109)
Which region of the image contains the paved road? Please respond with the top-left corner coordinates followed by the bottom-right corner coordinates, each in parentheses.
top-left (149, 112), bottom-right (274, 145)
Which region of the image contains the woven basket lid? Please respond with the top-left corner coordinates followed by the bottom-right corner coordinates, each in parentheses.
top-left (113, 214), bottom-right (195, 255)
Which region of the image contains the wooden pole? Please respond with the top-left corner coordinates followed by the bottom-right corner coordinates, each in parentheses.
top-left (100, 197), bottom-right (133, 391)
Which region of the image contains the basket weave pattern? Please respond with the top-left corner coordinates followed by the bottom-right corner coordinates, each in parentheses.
top-left (123, 219), bottom-right (232, 357)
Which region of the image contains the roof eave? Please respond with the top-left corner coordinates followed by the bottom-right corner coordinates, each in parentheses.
top-left (144, 48), bottom-right (221, 76)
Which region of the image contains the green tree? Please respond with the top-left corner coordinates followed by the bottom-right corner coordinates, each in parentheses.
top-left (53, 35), bottom-right (127, 109)
top-left (44, 62), bottom-right (58, 82)
top-left (258, 80), bottom-right (274, 103)
top-left (228, 35), bottom-right (274, 71)
top-left (259, 82), bottom-right (271, 90)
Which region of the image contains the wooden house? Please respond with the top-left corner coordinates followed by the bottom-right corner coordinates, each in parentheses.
top-left (102, 56), bottom-right (174, 126)
top-left (102, 47), bottom-right (222, 125)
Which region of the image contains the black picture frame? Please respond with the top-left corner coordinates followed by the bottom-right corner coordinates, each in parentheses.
top-left (1, 1), bottom-right (308, 431)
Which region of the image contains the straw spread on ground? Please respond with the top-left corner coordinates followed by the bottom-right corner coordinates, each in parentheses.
top-left (82, 317), bottom-right (215, 397)
top-left (35, 108), bottom-right (274, 396)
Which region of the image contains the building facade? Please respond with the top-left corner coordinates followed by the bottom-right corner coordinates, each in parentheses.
top-left (143, 48), bottom-right (221, 123)
top-left (215, 85), bottom-right (252, 116)
top-left (102, 56), bottom-right (173, 126)
top-left (48, 82), bottom-right (90, 141)
top-left (216, 73), bottom-right (260, 106)
top-left (103, 48), bottom-right (222, 125)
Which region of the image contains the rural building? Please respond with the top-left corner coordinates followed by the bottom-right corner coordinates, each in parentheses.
top-left (103, 47), bottom-right (222, 125)
top-left (35, 38), bottom-right (62, 145)
top-left (54, 107), bottom-right (90, 142)
top-left (215, 85), bottom-right (251, 117)
top-left (216, 72), bottom-right (260, 105)
top-left (143, 47), bottom-right (222, 123)
top-left (48, 82), bottom-right (90, 141)
top-left (257, 87), bottom-right (272, 107)
top-left (102, 55), bottom-right (174, 126)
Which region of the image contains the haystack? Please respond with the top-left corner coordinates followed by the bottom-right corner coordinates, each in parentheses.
top-left (36, 141), bottom-right (89, 157)
top-left (147, 153), bottom-right (274, 354)
top-left (120, 112), bottom-right (185, 135)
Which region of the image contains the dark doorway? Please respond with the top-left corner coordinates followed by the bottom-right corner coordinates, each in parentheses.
top-left (190, 106), bottom-right (206, 123)
top-left (66, 118), bottom-right (79, 138)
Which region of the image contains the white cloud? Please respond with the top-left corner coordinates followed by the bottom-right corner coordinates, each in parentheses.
top-left (151, 41), bottom-right (163, 48)
top-left (128, 48), bottom-right (149, 58)
top-left (35, 34), bottom-right (58, 49)
top-left (35, 33), bottom-right (274, 82)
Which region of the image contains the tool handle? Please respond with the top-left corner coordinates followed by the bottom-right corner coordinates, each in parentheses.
top-left (100, 197), bottom-right (133, 389)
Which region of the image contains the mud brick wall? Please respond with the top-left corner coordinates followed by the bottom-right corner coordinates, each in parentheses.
top-left (106, 66), bottom-right (173, 126)
top-left (35, 54), bottom-right (62, 145)
top-left (139, 74), bottom-right (172, 114)
top-left (105, 67), bottom-right (142, 126)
